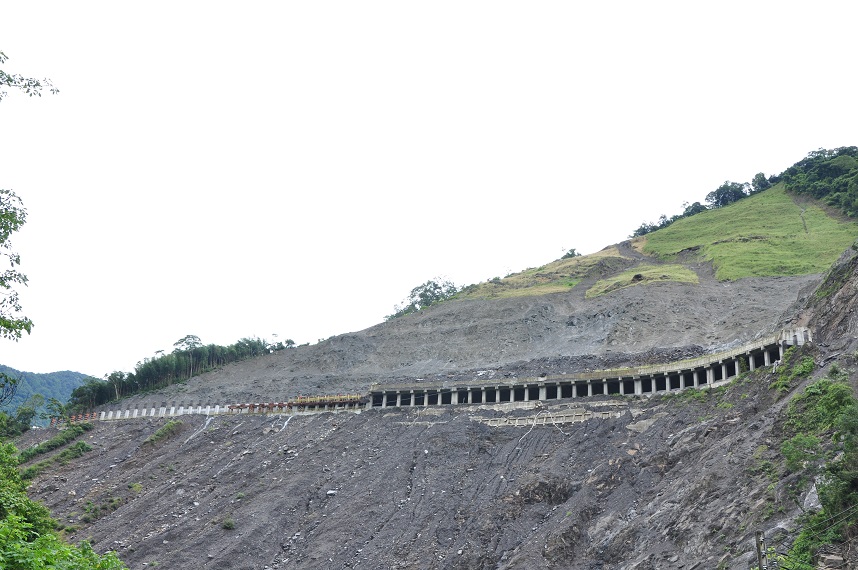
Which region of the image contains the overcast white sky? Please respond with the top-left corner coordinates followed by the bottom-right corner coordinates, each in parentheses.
top-left (1, 1), bottom-right (856, 376)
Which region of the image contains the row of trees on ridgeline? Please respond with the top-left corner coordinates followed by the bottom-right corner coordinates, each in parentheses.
top-left (631, 147), bottom-right (858, 237)
top-left (630, 174), bottom-right (775, 237)
top-left (67, 334), bottom-right (295, 412)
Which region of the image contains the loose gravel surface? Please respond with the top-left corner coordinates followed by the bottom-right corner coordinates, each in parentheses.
top-left (16, 252), bottom-right (858, 569)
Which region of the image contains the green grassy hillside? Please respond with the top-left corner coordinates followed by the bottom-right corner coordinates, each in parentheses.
top-left (640, 184), bottom-right (858, 280)
top-left (456, 184), bottom-right (858, 301)
top-left (456, 246), bottom-right (631, 300)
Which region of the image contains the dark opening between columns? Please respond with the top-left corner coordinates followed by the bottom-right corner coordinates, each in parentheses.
top-left (623, 379), bottom-right (635, 394)
top-left (669, 374), bottom-right (681, 390)
top-left (457, 389), bottom-right (468, 403)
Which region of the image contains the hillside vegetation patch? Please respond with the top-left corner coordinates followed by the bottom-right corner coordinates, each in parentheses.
top-left (457, 246), bottom-right (629, 300)
top-left (642, 185), bottom-right (858, 280)
top-left (20, 441), bottom-right (93, 480)
top-left (144, 420), bottom-right (184, 446)
top-left (585, 264), bottom-right (698, 298)
top-left (16, 423), bottom-right (93, 464)
top-left (777, 368), bottom-right (858, 567)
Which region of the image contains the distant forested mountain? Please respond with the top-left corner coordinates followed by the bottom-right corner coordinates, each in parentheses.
top-left (0, 364), bottom-right (89, 413)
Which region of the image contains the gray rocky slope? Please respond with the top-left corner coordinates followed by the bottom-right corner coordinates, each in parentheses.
top-left (16, 248), bottom-right (858, 569)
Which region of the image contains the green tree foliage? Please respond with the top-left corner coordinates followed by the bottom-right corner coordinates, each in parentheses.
top-left (0, 50), bottom-right (123, 569)
top-left (781, 375), bottom-right (858, 565)
top-left (0, 190), bottom-right (33, 342)
top-left (0, 394), bottom-right (43, 437)
top-left (0, 441), bottom-right (124, 568)
top-left (386, 278), bottom-right (459, 320)
top-left (630, 205), bottom-right (704, 238)
top-left (0, 51), bottom-right (59, 102)
top-left (751, 172), bottom-right (772, 193)
top-left (780, 146), bottom-right (858, 216)
top-left (681, 201), bottom-right (707, 216)
top-left (67, 336), bottom-right (276, 410)
top-left (561, 248), bottom-right (582, 259)
top-left (0, 189), bottom-right (34, 406)
top-left (705, 181), bottom-right (749, 208)
top-left (0, 366), bottom-right (88, 419)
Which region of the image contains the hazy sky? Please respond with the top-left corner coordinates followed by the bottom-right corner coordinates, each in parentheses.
top-left (1, 1), bottom-right (856, 376)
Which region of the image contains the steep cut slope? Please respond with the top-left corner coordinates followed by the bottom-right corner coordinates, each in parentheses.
top-left (18, 340), bottom-right (853, 569)
top-left (105, 185), bottom-right (855, 410)
top-left (15, 186), bottom-right (858, 569)
top-left (18, 254), bottom-right (858, 569)
top-left (110, 268), bottom-right (818, 408)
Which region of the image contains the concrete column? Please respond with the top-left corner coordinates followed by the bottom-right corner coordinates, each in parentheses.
top-left (539, 385), bottom-right (547, 401)
top-left (571, 383), bottom-right (577, 398)
top-left (764, 350), bottom-right (771, 366)
top-left (452, 391), bottom-right (459, 405)
top-left (587, 381), bottom-right (593, 397)
top-left (204, 405), bottom-right (211, 415)
top-left (178, 406), bottom-right (184, 416)
top-left (706, 367), bottom-right (713, 387)
top-left (692, 370), bottom-right (699, 387)
top-left (523, 386), bottom-right (529, 402)
top-left (467, 389), bottom-right (473, 404)
top-left (381, 393), bottom-right (388, 407)
top-left (619, 380), bottom-right (625, 396)
top-left (720, 363), bottom-right (727, 382)
top-left (396, 392), bottom-right (402, 407)
top-left (409, 391), bottom-right (415, 407)
top-left (635, 378), bottom-right (642, 395)
top-left (748, 353), bottom-right (756, 371)
top-left (779, 343), bottom-right (784, 360)
top-left (481, 387), bottom-right (487, 403)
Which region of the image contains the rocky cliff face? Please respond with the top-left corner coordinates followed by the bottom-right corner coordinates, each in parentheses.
top-left (115, 265), bottom-right (819, 408)
top-left (16, 251), bottom-right (858, 569)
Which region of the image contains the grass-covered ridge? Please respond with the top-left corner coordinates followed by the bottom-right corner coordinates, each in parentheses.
top-left (640, 184), bottom-right (858, 280)
top-left (457, 246), bottom-right (630, 300)
top-left (585, 264), bottom-right (698, 298)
